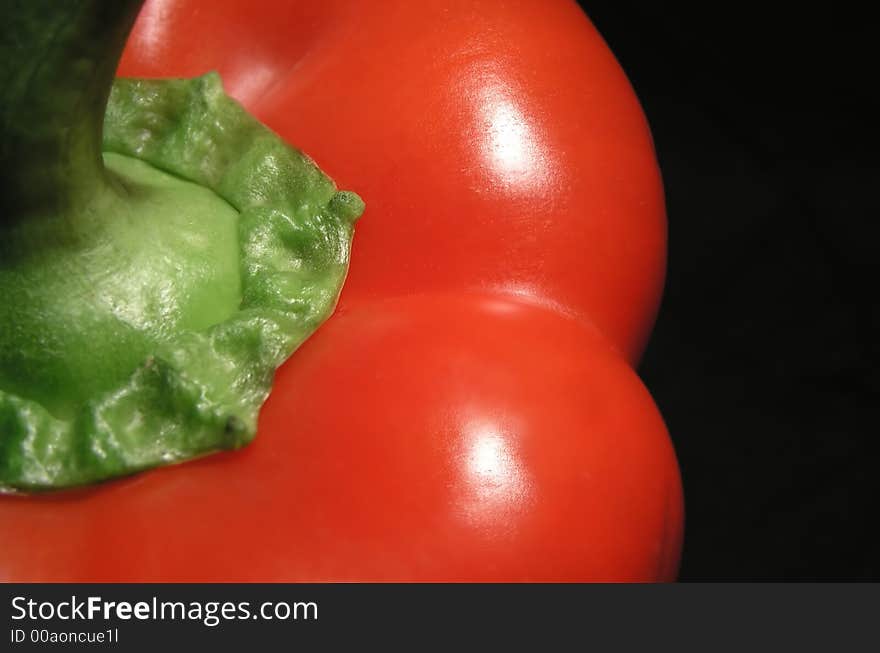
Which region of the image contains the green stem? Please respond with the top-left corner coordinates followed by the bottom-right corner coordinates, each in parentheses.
top-left (0, 0), bottom-right (145, 218)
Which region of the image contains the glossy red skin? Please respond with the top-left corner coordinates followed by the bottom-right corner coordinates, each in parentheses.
top-left (0, 0), bottom-right (682, 581)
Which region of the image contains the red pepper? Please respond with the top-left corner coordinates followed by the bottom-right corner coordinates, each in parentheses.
top-left (0, 0), bottom-right (682, 581)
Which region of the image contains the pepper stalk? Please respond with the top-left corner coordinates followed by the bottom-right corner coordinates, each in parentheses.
top-left (0, 0), bottom-right (363, 491)
top-left (1, 0), bottom-right (145, 217)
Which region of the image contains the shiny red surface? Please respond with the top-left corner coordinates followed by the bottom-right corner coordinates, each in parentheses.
top-left (0, 0), bottom-right (682, 581)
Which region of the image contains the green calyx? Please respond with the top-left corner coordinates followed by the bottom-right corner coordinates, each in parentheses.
top-left (0, 1), bottom-right (363, 491)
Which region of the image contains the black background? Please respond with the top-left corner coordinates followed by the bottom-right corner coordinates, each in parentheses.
top-left (577, 2), bottom-right (878, 580)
